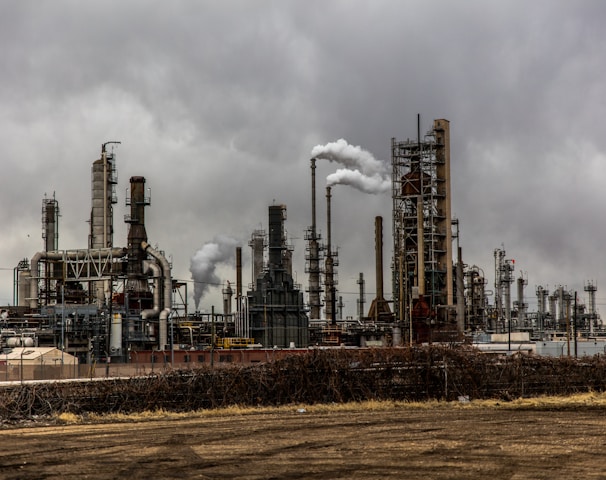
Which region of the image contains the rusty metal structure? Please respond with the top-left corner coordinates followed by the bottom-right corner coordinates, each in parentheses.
top-left (7, 124), bottom-right (606, 365)
top-left (367, 216), bottom-right (393, 322)
top-left (391, 118), bottom-right (454, 341)
top-left (6, 144), bottom-right (174, 363)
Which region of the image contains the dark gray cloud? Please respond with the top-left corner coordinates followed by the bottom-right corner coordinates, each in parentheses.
top-left (0, 0), bottom-right (605, 313)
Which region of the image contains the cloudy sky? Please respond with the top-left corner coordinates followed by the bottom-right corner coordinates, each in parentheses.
top-left (1, 1), bottom-right (605, 317)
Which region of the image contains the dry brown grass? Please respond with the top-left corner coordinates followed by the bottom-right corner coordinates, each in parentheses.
top-left (51, 391), bottom-right (606, 425)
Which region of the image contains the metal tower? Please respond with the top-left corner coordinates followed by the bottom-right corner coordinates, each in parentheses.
top-left (42, 193), bottom-right (59, 252)
top-left (90, 142), bottom-right (120, 249)
top-left (391, 119), bottom-right (453, 328)
top-left (306, 158), bottom-right (323, 320)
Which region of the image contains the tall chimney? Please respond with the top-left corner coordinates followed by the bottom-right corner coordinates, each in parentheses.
top-left (367, 216), bottom-right (392, 322)
top-left (375, 215), bottom-right (384, 300)
top-left (308, 158), bottom-right (322, 319)
top-left (325, 186), bottom-right (335, 324)
top-left (125, 176), bottom-right (150, 292)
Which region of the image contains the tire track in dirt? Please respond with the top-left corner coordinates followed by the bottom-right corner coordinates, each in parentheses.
top-left (1, 408), bottom-right (605, 479)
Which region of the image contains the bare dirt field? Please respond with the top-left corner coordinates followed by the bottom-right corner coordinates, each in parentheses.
top-left (1, 404), bottom-right (606, 479)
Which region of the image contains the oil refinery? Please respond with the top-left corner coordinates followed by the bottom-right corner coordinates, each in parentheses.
top-left (1, 119), bottom-right (602, 369)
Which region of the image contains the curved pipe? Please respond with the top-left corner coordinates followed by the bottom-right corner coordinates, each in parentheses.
top-left (29, 247), bottom-right (126, 309)
top-left (141, 242), bottom-right (172, 351)
top-left (141, 259), bottom-right (162, 320)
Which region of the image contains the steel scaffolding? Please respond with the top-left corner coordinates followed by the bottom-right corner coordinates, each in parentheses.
top-left (392, 119), bottom-right (453, 325)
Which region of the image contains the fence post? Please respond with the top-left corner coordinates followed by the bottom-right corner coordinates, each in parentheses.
top-left (444, 356), bottom-right (448, 400)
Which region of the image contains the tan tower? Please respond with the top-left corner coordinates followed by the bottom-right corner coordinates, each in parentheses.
top-left (392, 119), bottom-right (453, 337)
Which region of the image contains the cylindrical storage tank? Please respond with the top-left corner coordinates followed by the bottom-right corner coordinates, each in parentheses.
top-left (392, 326), bottom-right (402, 346)
top-left (6, 336), bottom-right (35, 347)
top-left (110, 313), bottom-right (122, 357)
top-left (17, 270), bottom-right (31, 307)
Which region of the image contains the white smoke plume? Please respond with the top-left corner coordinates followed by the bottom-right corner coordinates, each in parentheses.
top-left (326, 168), bottom-right (391, 194)
top-left (189, 234), bottom-right (239, 310)
top-left (312, 139), bottom-right (391, 194)
top-left (311, 139), bottom-right (387, 176)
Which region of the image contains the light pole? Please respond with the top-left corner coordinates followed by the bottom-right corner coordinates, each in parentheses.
top-left (61, 285), bottom-right (65, 369)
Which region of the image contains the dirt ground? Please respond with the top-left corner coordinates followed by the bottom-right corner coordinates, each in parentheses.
top-left (1, 406), bottom-right (606, 479)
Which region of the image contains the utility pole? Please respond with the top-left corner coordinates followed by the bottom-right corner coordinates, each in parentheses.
top-left (211, 305), bottom-right (215, 367)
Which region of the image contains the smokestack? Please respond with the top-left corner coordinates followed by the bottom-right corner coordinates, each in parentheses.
top-left (311, 158), bottom-right (317, 239)
top-left (375, 216), bottom-right (384, 300)
top-left (326, 186), bottom-right (332, 250)
top-left (366, 216), bottom-right (392, 322)
top-left (126, 176), bottom-right (149, 285)
top-left (308, 158), bottom-right (322, 320)
top-left (325, 186), bottom-right (336, 324)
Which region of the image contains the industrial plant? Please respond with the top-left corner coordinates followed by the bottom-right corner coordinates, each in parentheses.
top-left (1, 119), bottom-right (603, 374)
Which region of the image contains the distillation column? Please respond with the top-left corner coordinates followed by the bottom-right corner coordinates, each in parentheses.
top-left (536, 285), bottom-right (549, 332)
top-left (90, 142), bottom-right (120, 305)
top-left (249, 230), bottom-right (266, 285)
top-left (40, 194), bottom-right (60, 305)
top-left (392, 118), bottom-right (453, 336)
top-left (516, 273), bottom-right (528, 328)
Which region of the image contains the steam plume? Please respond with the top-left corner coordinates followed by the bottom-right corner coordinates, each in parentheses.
top-left (311, 139), bottom-right (387, 176)
top-left (327, 168), bottom-right (391, 194)
top-left (190, 235), bottom-right (238, 309)
top-left (312, 139), bottom-right (391, 194)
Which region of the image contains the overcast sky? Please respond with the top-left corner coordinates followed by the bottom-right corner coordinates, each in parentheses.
top-left (1, 1), bottom-right (605, 317)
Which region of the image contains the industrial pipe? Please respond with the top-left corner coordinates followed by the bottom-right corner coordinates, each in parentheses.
top-left (141, 241), bottom-right (172, 351)
top-left (29, 247), bottom-right (127, 309)
top-left (140, 259), bottom-right (162, 320)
